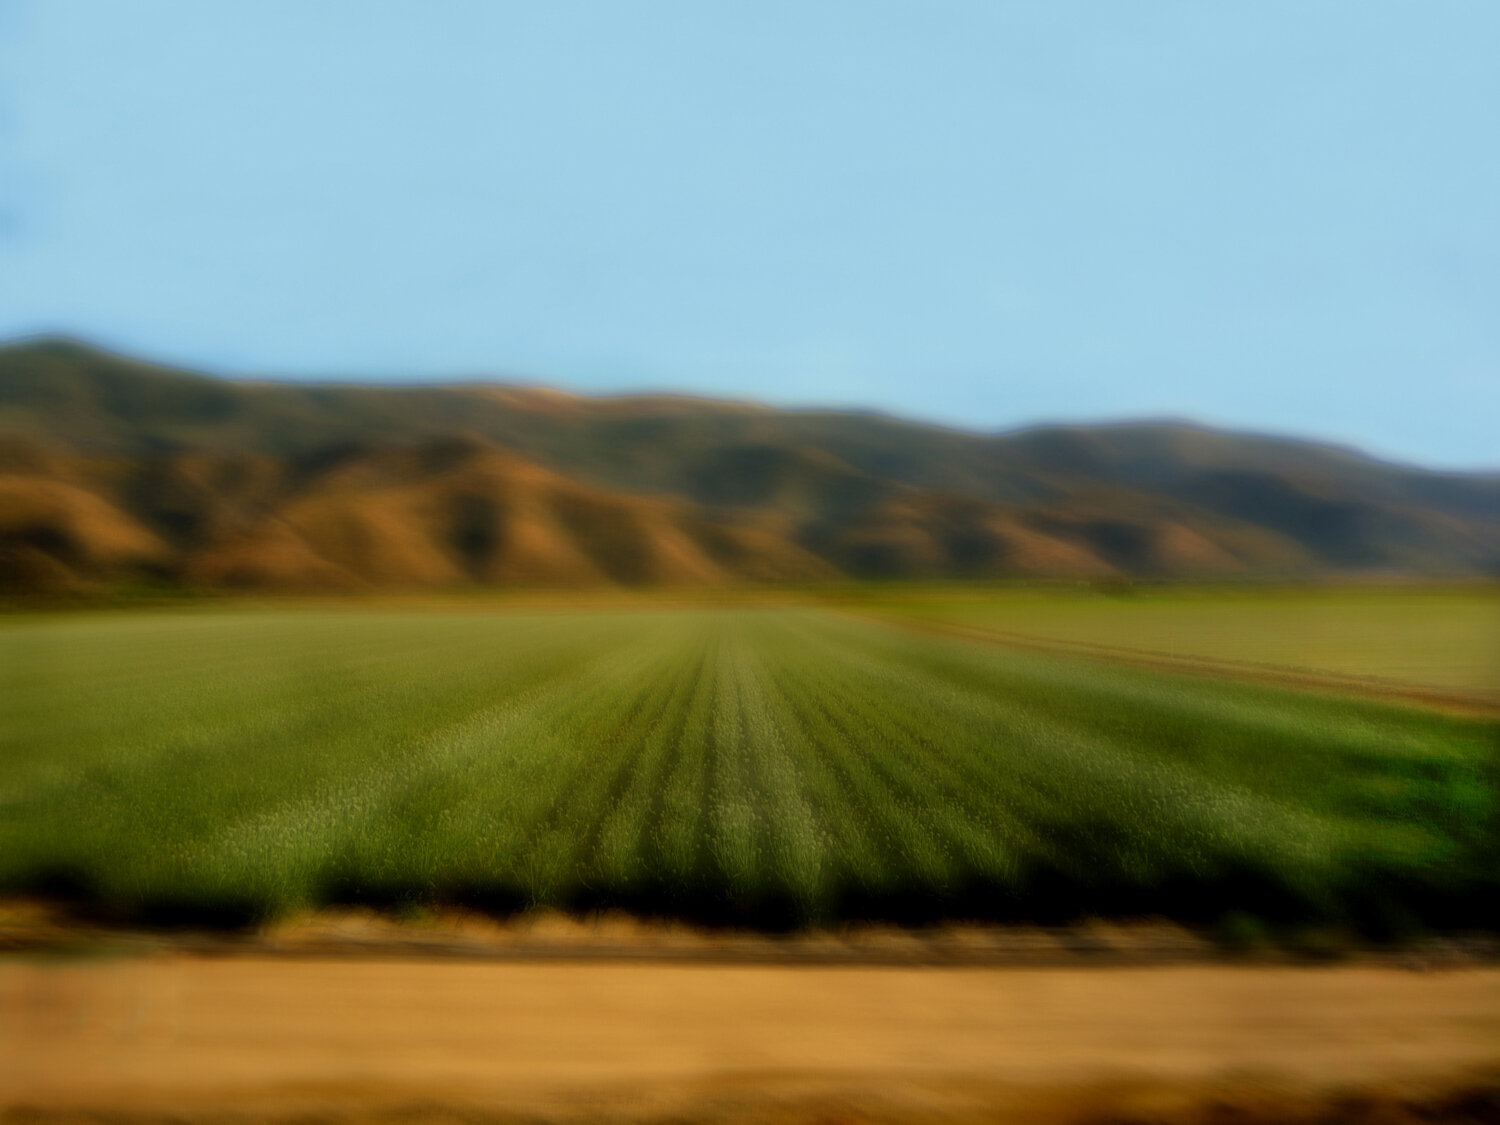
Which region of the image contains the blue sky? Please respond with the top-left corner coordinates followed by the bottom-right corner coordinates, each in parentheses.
top-left (1, 2), bottom-right (1496, 468)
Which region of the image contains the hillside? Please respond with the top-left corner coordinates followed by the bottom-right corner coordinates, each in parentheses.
top-left (1, 338), bottom-right (1497, 590)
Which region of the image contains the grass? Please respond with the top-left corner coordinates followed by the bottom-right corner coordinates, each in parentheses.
top-left (1, 598), bottom-right (1496, 933)
top-left (840, 584), bottom-right (1500, 702)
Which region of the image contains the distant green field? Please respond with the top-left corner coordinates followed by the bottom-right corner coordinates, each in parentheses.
top-left (1, 603), bottom-right (1496, 933)
top-left (842, 586), bottom-right (1500, 704)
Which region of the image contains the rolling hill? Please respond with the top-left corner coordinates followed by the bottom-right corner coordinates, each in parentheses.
top-left (2, 337), bottom-right (1497, 591)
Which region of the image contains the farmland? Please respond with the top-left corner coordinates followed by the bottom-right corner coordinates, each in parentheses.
top-left (846, 585), bottom-right (1500, 706)
top-left (1, 594), bottom-right (1496, 934)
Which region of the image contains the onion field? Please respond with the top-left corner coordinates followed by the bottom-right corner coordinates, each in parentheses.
top-left (1, 604), bottom-right (1496, 933)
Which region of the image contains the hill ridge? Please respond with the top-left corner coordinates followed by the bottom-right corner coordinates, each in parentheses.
top-left (2, 339), bottom-right (1497, 590)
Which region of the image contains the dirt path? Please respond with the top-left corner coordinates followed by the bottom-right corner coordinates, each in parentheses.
top-left (3, 957), bottom-right (1498, 1123)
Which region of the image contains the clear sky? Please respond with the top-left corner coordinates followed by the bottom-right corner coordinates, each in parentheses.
top-left (1, 2), bottom-right (1496, 468)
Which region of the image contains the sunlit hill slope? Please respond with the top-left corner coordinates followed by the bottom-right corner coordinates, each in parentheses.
top-left (1, 339), bottom-right (1497, 590)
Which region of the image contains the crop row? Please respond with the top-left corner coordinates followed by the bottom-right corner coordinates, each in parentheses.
top-left (1, 607), bottom-right (1494, 931)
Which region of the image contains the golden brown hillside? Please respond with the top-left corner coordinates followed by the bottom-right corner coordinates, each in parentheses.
top-left (2, 339), bottom-right (1498, 591)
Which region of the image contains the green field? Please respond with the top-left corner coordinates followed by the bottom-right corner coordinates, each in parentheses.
top-left (1, 599), bottom-right (1496, 934)
top-left (843, 585), bottom-right (1500, 703)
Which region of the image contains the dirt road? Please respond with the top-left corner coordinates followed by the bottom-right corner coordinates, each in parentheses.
top-left (3, 957), bottom-right (1499, 1123)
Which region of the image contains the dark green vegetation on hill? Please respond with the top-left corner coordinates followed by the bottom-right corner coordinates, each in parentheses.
top-left (2, 338), bottom-right (1498, 591)
top-left (3, 602), bottom-right (1495, 934)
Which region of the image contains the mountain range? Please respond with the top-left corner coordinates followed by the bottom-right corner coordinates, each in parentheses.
top-left (2, 338), bottom-right (1497, 591)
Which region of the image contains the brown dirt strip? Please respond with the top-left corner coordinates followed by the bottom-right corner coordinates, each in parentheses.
top-left (0, 902), bottom-right (1207, 965)
top-left (4, 903), bottom-right (1495, 968)
top-left (2, 956), bottom-right (1498, 1124)
top-left (850, 612), bottom-right (1500, 717)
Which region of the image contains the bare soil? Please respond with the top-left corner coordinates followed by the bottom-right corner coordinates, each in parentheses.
top-left (3, 951), bottom-right (1498, 1124)
top-left (5, 900), bottom-right (1497, 967)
